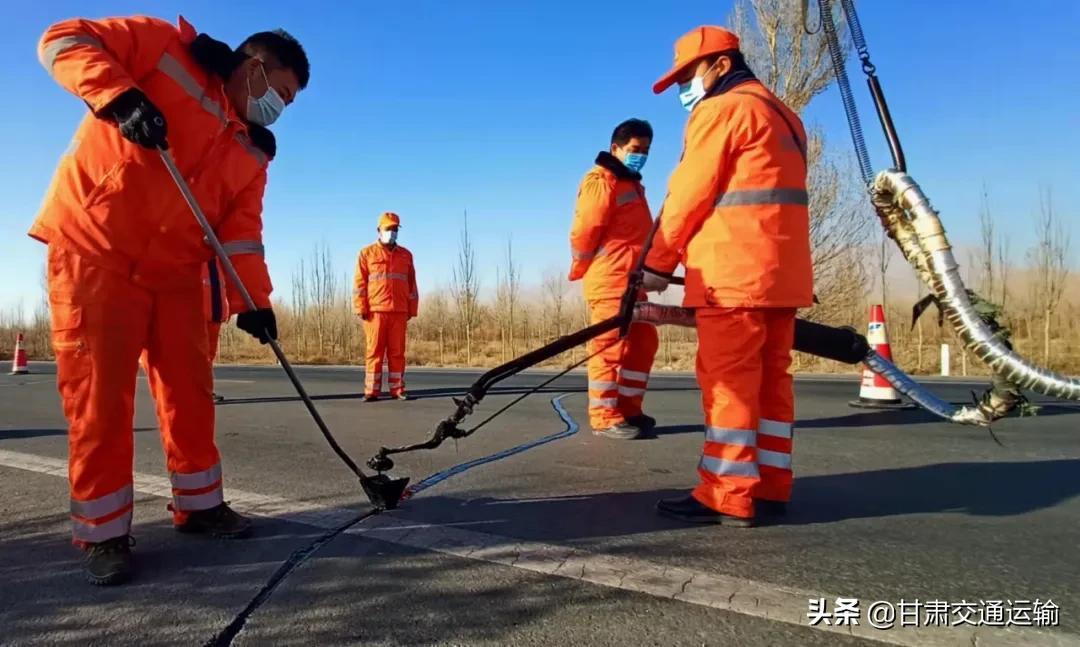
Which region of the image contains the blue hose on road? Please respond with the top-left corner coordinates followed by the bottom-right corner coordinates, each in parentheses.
top-left (402, 394), bottom-right (580, 500)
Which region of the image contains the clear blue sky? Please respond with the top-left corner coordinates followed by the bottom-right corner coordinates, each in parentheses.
top-left (2, 1), bottom-right (1078, 317)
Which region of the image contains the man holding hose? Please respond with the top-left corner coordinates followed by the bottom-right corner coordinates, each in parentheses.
top-left (643, 26), bottom-right (812, 527)
top-left (31, 14), bottom-right (308, 585)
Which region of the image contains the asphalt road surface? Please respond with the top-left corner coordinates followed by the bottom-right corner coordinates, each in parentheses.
top-left (2, 363), bottom-right (1079, 646)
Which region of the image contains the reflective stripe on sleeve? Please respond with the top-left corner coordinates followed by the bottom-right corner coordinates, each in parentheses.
top-left (39, 34), bottom-right (103, 72)
top-left (758, 449), bottom-right (792, 470)
top-left (222, 240), bottom-right (265, 256)
top-left (714, 188), bottom-right (808, 208)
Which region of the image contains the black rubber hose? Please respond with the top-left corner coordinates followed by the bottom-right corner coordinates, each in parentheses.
top-left (793, 319), bottom-right (870, 364)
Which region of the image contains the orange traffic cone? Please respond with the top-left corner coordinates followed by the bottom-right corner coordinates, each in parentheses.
top-left (10, 333), bottom-right (29, 375)
top-left (849, 305), bottom-right (913, 409)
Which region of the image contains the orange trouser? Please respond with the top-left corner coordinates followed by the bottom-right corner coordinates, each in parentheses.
top-left (586, 298), bottom-right (659, 430)
top-left (363, 312), bottom-right (407, 396)
top-left (48, 246), bottom-right (223, 545)
top-left (692, 307), bottom-right (796, 519)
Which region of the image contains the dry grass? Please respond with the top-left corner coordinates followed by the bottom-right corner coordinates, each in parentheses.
top-left (6, 289), bottom-right (1077, 379)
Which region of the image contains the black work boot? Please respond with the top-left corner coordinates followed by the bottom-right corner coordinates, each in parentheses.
top-left (627, 414), bottom-right (657, 431)
top-left (656, 495), bottom-right (755, 527)
top-left (393, 392), bottom-right (411, 401)
top-left (593, 421), bottom-right (643, 440)
top-left (175, 502), bottom-right (252, 538)
top-left (83, 535), bottom-right (135, 586)
top-left (363, 394), bottom-right (380, 403)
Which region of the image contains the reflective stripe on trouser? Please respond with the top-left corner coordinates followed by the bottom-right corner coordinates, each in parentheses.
top-left (48, 246), bottom-right (220, 538)
top-left (692, 307), bottom-right (797, 518)
top-left (364, 312), bottom-right (408, 396)
top-left (168, 462), bottom-right (224, 512)
top-left (71, 484), bottom-right (134, 544)
top-left (586, 298), bottom-right (659, 430)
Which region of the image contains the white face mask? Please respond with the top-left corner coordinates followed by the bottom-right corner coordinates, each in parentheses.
top-left (677, 60), bottom-right (720, 112)
top-left (678, 76), bottom-right (708, 112)
top-left (246, 63), bottom-right (286, 126)
top-left (379, 230), bottom-right (398, 245)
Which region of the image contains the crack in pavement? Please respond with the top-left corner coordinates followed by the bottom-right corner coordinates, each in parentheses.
top-left (207, 393), bottom-right (581, 645)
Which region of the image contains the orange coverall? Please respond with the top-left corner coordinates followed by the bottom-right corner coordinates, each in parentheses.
top-left (645, 79), bottom-right (813, 519)
top-left (33, 16), bottom-right (273, 544)
top-left (569, 152), bottom-right (658, 430)
top-left (354, 242), bottom-right (418, 397)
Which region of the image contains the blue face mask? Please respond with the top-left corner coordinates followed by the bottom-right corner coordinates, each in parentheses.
top-left (246, 63), bottom-right (286, 126)
top-left (623, 153), bottom-right (648, 173)
top-left (678, 76), bottom-right (707, 112)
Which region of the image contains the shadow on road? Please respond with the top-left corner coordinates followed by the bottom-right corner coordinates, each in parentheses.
top-left (788, 458), bottom-right (1080, 523)
top-left (398, 458), bottom-right (1080, 541)
top-left (799, 403), bottom-right (1080, 429)
top-left (216, 385), bottom-right (697, 406)
top-left (0, 427), bottom-right (156, 441)
top-left (0, 504), bottom-right (612, 646)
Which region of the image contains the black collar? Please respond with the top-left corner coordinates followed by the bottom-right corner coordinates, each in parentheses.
top-left (594, 151), bottom-right (641, 181)
top-left (190, 33), bottom-right (247, 81)
top-left (189, 33), bottom-right (276, 160)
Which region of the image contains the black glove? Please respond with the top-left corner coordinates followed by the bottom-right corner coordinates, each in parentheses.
top-left (102, 88), bottom-right (168, 150)
top-left (236, 308), bottom-right (278, 344)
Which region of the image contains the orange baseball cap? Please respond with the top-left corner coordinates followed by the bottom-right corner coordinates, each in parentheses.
top-left (653, 26), bottom-right (741, 94)
top-left (377, 212), bottom-right (401, 229)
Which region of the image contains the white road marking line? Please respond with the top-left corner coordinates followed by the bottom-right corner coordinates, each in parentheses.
top-left (1, 447), bottom-right (1076, 647)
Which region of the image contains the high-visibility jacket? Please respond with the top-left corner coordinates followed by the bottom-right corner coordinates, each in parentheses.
top-left (644, 80), bottom-right (813, 309)
top-left (568, 152), bottom-right (653, 300)
top-left (203, 259), bottom-right (229, 324)
top-left (30, 15), bottom-right (274, 310)
top-left (354, 242), bottom-right (418, 317)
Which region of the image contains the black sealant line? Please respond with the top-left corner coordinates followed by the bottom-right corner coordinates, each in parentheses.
top-left (204, 510), bottom-right (376, 647)
top-left (206, 394), bottom-right (582, 646)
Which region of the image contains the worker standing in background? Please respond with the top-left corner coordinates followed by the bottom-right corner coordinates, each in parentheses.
top-left (643, 26), bottom-right (812, 527)
top-left (32, 14), bottom-right (309, 584)
top-left (354, 212), bottom-right (419, 401)
top-left (569, 119), bottom-right (659, 440)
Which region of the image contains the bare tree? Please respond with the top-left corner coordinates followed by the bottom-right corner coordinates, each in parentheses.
top-left (976, 184), bottom-right (996, 299)
top-left (998, 234), bottom-right (1011, 312)
top-left (1027, 188), bottom-right (1071, 365)
top-left (878, 229), bottom-right (893, 308)
top-left (291, 257), bottom-right (308, 356)
top-left (495, 236), bottom-right (521, 360)
top-left (733, 0), bottom-right (870, 323)
top-left (542, 268), bottom-right (568, 342)
top-left (308, 242), bottom-right (338, 356)
top-left (732, 0), bottom-right (845, 113)
top-left (450, 210), bottom-right (480, 365)
top-left (803, 134), bottom-right (871, 322)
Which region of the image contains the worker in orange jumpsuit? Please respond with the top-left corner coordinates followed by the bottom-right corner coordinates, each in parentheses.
top-left (569, 119), bottom-right (659, 440)
top-left (354, 212), bottom-right (419, 401)
top-left (643, 26), bottom-right (812, 527)
top-left (32, 15), bottom-right (309, 584)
